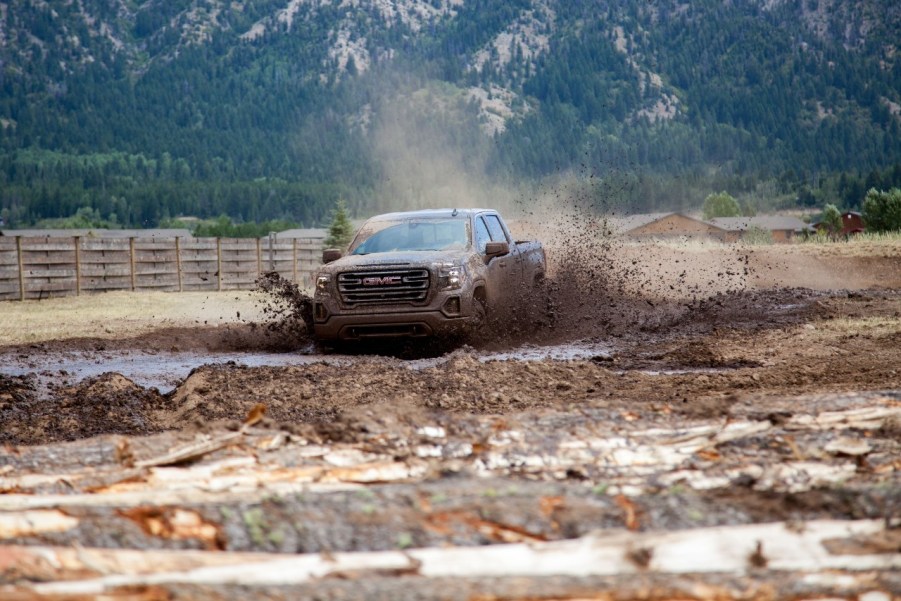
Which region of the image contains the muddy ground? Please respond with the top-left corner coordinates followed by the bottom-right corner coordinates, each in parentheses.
top-left (0, 240), bottom-right (900, 600)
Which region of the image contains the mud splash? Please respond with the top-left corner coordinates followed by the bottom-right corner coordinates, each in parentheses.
top-left (251, 272), bottom-right (315, 350)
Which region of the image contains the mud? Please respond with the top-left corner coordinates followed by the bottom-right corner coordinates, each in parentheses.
top-left (1, 232), bottom-right (900, 598)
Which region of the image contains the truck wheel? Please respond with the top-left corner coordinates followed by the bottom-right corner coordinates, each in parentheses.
top-left (471, 295), bottom-right (488, 330)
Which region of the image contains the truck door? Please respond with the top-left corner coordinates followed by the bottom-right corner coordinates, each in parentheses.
top-left (478, 214), bottom-right (521, 306)
top-left (483, 213), bottom-right (524, 288)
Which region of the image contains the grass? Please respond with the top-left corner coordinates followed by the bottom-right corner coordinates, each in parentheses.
top-left (798, 231), bottom-right (901, 245)
top-left (623, 231), bottom-right (901, 257)
top-left (0, 290), bottom-right (264, 346)
top-left (817, 316), bottom-right (901, 337)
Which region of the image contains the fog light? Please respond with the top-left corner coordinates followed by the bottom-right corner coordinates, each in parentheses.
top-left (314, 302), bottom-right (329, 321)
top-left (442, 296), bottom-right (461, 316)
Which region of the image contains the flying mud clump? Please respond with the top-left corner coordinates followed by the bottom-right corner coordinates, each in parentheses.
top-left (250, 272), bottom-right (315, 350)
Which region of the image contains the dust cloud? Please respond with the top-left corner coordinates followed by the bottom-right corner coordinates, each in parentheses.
top-left (367, 82), bottom-right (521, 216)
top-left (279, 80), bottom-right (765, 349)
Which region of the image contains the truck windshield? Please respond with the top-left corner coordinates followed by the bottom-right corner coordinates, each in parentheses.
top-left (350, 218), bottom-right (470, 255)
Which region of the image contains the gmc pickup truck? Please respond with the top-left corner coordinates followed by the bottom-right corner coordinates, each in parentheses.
top-left (312, 208), bottom-right (545, 341)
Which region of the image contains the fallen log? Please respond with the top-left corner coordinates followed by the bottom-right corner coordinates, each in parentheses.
top-left (6, 519), bottom-right (897, 595)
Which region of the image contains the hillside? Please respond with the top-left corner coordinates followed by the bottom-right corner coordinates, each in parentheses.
top-left (1, 0), bottom-right (900, 226)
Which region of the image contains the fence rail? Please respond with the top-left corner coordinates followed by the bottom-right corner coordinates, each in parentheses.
top-left (0, 236), bottom-right (324, 301)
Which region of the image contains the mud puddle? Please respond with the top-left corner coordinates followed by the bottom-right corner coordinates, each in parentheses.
top-left (1, 347), bottom-right (342, 394)
top-left (0, 340), bottom-right (617, 396)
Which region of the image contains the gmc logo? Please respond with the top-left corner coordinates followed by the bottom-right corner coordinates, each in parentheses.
top-left (362, 276), bottom-right (402, 286)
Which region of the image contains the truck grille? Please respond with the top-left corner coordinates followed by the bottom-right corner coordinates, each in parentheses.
top-left (337, 269), bottom-right (430, 305)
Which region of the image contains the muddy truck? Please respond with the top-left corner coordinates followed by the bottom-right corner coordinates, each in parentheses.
top-left (312, 208), bottom-right (545, 341)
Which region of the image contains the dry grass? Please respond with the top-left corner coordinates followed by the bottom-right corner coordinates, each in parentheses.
top-left (624, 234), bottom-right (901, 258)
top-left (0, 291), bottom-right (264, 345)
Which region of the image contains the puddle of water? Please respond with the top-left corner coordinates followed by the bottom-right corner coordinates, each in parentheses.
top-left (478, 341), bottom-right (612, 363)
top-left (634, 368), bottom-right (725, 376)
top-left (2, 351), bottom-right (344, 393)
top-left (0, 340), bottom-right (613, 392)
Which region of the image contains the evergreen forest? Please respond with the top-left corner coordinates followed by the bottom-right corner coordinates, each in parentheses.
top-left (1, 0), bottom-right (899, 229)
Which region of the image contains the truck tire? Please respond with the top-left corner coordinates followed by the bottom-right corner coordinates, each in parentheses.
top-left (470, 294), bottom-right (488, 333)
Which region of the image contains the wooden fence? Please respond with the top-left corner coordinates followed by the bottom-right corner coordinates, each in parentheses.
top-left (0, 236), bottom-right (324, 301)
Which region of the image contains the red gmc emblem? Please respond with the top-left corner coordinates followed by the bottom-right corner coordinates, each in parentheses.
top-left (362, 276), bottom-right (402, 286)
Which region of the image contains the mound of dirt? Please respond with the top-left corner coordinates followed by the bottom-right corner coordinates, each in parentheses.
top-left (0, 373), bottom-right (173, 445)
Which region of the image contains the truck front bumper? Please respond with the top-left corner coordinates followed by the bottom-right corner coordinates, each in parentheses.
top-left (312, 289), bottom-right (476, 341)
top-left (312, 307), bottom-right (470, 341)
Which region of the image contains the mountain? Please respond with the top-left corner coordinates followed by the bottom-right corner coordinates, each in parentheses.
top-left (1, 0), bottom-right (900, 227)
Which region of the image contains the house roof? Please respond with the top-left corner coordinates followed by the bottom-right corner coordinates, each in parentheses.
top-left (604, 212), bottom-right (724, 234)
top-left (603, 212), bottom-right (678, 234)
top-left (707, 216), bottom-right (807, 232)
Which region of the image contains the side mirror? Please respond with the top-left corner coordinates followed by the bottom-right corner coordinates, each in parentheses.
top-left (322, 248), bottom-right (342, 264)
top-left (484, 241), bottom-right (509, 261)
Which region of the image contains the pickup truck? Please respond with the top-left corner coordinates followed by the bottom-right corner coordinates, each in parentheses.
top-left (312, 208), bottom-right (545, 341)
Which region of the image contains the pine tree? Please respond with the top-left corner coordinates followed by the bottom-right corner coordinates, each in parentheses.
top-left (323, 199), bottom-right (354, 249)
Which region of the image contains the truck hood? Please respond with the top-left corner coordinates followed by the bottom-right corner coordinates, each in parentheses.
top-left (323, 250), bottom-right (472, 272)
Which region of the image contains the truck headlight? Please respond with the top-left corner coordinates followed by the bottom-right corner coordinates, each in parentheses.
top-left (437, 264), bottom-right (464, 290)
top-left (315, 274), bottom-right (331, 293)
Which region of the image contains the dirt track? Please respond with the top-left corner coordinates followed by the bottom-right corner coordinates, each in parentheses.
top-left (1, 240), bottom-right (900, 599)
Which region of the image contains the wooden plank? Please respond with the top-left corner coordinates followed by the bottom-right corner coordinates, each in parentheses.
top-left (181, 242), bottom-right (218, 251)
top-left (22, 269), bottom-right (77, 278)
top-left (134, 253), bottom-right (177, 263)
top-left (19, 255), bottom-right (77, 266)
top-left (220, 239), bottom-right (259, 250)
top-left (135, 282), bottom-right (180, 291)
top-left (81, 241), bottom-right (131, 251)
top-left (182, 282), bottom-right (217, 291)
top-left (23, 282), bottom-right (76, 293)
top-left (180, 266), bottom-right (219, 275)
top-left (80, 280), bottom-right (132, 291)
top-left (78, 251), bottom-right (131, 260)
top-left (17, 243), bottom-right (78, 252)
top-left (220, 255), bottom-right (259, 261)
top-left (134, 268), bottom-right (178, 277)
top-left (80, 267), bottom-right (134, 278)
top-left (180, 253), bottom-right (218, 261)
top-left (12, 520), bottom-right (899, 595)
top-left (133, 238), bottom-right (178, 248)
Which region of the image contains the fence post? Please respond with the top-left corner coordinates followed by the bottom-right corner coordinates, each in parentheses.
top-left (74, 236), bottom-right (81, 296)
top-left (268, 232), bottom-right (276, 271)
top-left (16, 236), bottom-right (25, 301)
top-left (256, 237), bottom-right (262, 282)
top-left (292, 238), bottom-right (298, 284)
top-left (129, 237), bottom-right (136, 291)
top-left (216, 238), bottom-right (223, 292)
top-left (175, 236), bottom-right (183, 293)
